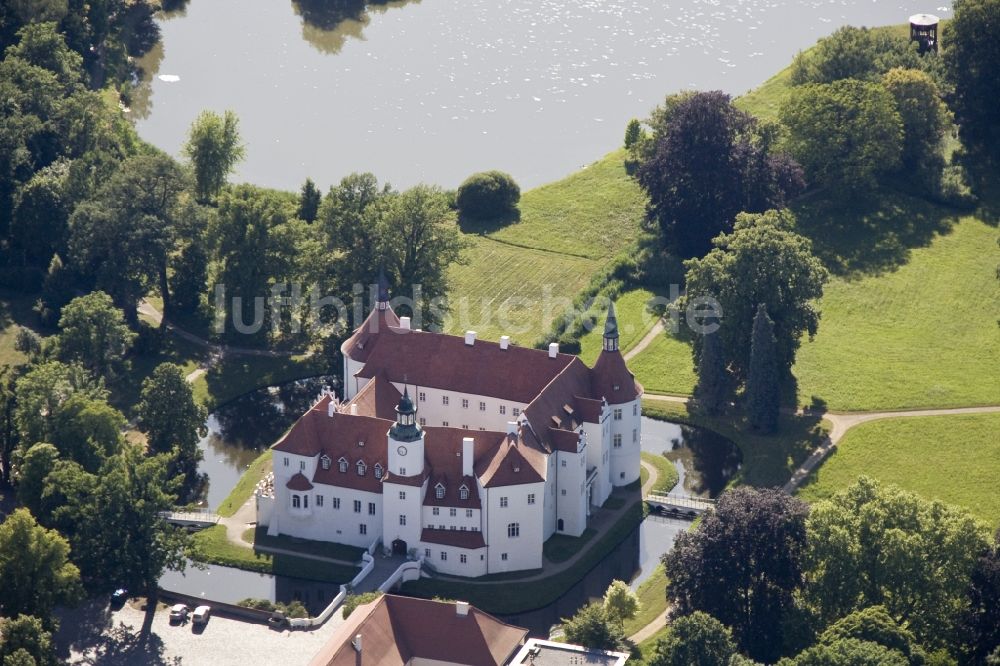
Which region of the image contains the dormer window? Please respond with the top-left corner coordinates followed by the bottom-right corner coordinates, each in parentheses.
top-left (338, 457), bottom-right (348, 473)
top-left (374, 463), bottom-right (383, 479)
top-left (435, 483), bottom-right (445, 500)
top-left (459, 484), bottom-right (469, 500)
top-left (320, 454), bottom-right (331, 470)
top-left (357, 461), bottom-right (367, 476)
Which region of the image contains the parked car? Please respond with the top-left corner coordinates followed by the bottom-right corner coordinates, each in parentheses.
top-left (169, 604), bottom-right (189, 624)
top-left (192, 605), bottom-right (211, 625)
top-left (110, 588), bottom-right (128, 609)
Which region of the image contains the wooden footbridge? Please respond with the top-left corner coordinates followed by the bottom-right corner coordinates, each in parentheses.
top-left (160, 508), bottom-right (220, 529)
top-left (645, 492), bottom-right (716, 520)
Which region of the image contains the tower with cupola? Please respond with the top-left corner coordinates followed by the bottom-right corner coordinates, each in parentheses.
top-left (593, 302), bottom-right (643, 486)
top-left (387, 387), bottom-right (424, 478)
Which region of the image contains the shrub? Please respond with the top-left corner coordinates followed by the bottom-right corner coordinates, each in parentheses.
top-left (342, 591), bottom-right (383, 618)
top-left (455, 171), bottom-right (520, 220)
top-left (933, 164), bottom-right (978, 209)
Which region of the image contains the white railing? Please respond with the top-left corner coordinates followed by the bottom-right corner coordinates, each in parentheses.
top-left (646, 493), bottom-right (716, 511)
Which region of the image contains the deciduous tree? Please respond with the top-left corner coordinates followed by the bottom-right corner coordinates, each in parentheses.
top-left (13, 361), bottom-right (105, 448)
top-left (0, 508), bottom-right (81, 620)
top-left (15, 443), bottom-right (59, 517)
top-left (649, 611), bottom-right (738, 666)
top-left (183, 109), bottom-right (245, 201)
top-left (635, 91), bottom-right (803, 257)
top-left (663, 487), bottom-right (809, 663)
top-left (603, 579), bottom-right (640, 632)
top-left (943, 0), bottom-right (1000, 162)
top-left (0, 615), bottom-right (57, 666)
top-left (964, 530), bottom-right (1000, 663)
top-left (57, 291), bottom-right (135, 381)
top-left (818, 606), bottom-right (926, 665)
top-left (881, 68), bottom-right (950, 182)
top-left (801, 476), bottom-right (990, 651)
top-left (562, 603), bottom-right (625, 652)
top-left (779, 638), bottom-right (909, 666)
top-left (780, 79), bottom-right (903, 191)
top-left (683, 210), bottom-right (828, 383)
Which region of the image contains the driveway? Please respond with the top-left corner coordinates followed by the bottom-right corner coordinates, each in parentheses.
top-left (62, 600), bottom-right (345, 665)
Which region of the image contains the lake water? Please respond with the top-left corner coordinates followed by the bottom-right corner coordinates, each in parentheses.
top-left (134, 0), bottom-right (952, 191)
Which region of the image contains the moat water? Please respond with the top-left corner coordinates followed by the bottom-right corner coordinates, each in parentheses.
top-left (168, 384), bottom-right (740, 633)
top-left (134, 0), bottom-right (951, 191)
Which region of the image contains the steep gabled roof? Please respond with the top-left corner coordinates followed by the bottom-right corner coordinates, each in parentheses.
top-left (477, 433), bottom-right (546, 488)
top-left (356, 328), bottom-right (576, 403)
top-left (346, 372), bottom-right (401, 419)
top-left (591, 348), bottom-right (642, 404)
top-left (309, 595), bottom-right (527, 666)
top-left (341, 305), bottom-right (401, 363)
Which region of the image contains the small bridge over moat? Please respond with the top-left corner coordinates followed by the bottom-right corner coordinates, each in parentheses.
top-left (160, 508), bottom-right (220, 529)
top-left (645, 492), bottom-right (716, 520)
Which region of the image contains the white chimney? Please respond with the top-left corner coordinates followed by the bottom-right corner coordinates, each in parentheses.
top-left (327, 401), bottom-right (335, 417)
top-left (499, 335), bottom-right (510, 350)
top-left (465, 330), bottom-right (477, 346)
top-left (455, 601), bottom-right (470, 616)
top-left (399, 316), bottom-right (411, 330)
top-left (350, 403), bottom-right (358, 416)
top-left (506, 421), bottom-right (518, 437)
top-left (462, 437), bottom-right (474, 477)
top-left (548, 342), bottom-right (559, 358)
top-left (352, 634), bottom-right (362, 652)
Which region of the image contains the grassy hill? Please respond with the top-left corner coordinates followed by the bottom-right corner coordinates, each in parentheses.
top-left (797, 413), bottom-right (1000, 527)
top-left (444, 149), bottom-right (646, 343)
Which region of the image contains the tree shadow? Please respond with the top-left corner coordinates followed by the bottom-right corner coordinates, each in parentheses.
top-left (791, 186), bottom-right (960, 279)
top-left (456, 208), bottom-right (522, 235)
top-left (292, 0), bottom-right (422, 55)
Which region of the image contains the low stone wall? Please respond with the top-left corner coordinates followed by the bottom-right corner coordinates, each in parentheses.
top-left (158, 589), bottom-right (272, 625)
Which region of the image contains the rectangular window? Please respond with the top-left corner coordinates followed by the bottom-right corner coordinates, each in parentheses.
top-left (432, 507), bottom-right (440, 516)
top-left (479, 401), bottom-right (486, 411)
top-left (614, 408), bottom-right (623, 421)
top-left (283, 457), bottom-right (289, 467)
top-left (460, 554), bottom-right (467, 563)
top-left (359, 523), bottom-right (367, 535)
top-left (500, 496), bottom-right (508, 507)
top-left (450, 525), bottom-right (456, 531)
top-left (472, 526), bottom-right (479, 532)
top-left (561, 489), bottom-right (567, 496)
top-left (303, 495), bottom-right (309, 509)
top-left (633, 429), bottom-right (638, 443)
top-left (501, 553), bottom-right (508, 561)
top-left (528, 493), bottom-right (535, 505)
top-left (442, 395), bottom-right (449, 406)
top-left (507, 522), bottom-right (520, 538)
top-left (614, 434), bottom-right (622, 448)
top-left (449, 508), bottom-right (457, 517)
top-left (460, 526), bottom-right (467, 531)
top-left (353, 500), bottom-right (361, 513)
top-left (442, 421), bottom-right (449, 427)
top-left (300, 460), bottom-right (306, 470)
top-left (316, 494), bottom-right (324, 507)
top-left (333, 497), bottom-right (341, 509)
top-left (499, 405), bottom-right (506, 415)
top-left (419, 417), bottom-right (426, 426)
top-left (400, 467), bottom-right (406, 476)
top-left (368, 502), bottom-right (376, 515)
top-left (462, 425), bottom-right (469, 429)
top-left (462, 398), bottom-right (469, 409)
top-left (424, 548), bottom-right (431, 558)
top-left (399, 515), bottom-right (406, 526)
top-left (292, 495), bottom-right (301, 509)
top-left (399, 491), bottom-right (406, 500)
top-left (440, 552), bottom-right (447, 561)
top-left (561, 459), bottom-right (567, 467)
top-left (419, 392), bottom-right (426, 402)
top-left (466, 509), bottom-right (473, 517)
top-left (633, 404), bottom-right (638, 416)
top-left (513, 408), bottom-right (520, 417)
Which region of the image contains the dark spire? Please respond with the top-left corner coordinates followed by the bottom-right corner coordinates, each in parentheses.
top-left (376, 265), bottom-right (390, 309)
top-left (390, 386), bottom-right (421, 442)
top-left (603, 301), bottom-right (620, 352)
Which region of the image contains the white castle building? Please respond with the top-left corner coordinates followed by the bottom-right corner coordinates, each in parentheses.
top-left (257, 276), bottom-right (643, 577)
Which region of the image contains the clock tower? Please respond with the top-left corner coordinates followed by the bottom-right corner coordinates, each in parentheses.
top-left (388, 387), bottom-right (424, 477)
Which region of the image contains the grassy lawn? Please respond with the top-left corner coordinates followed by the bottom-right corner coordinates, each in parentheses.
top-left (215, 449), bottom-right (272, 517)
top-left (797, 413), bottom-right (1000, 527)
top-left (401, 498), bottom-right (647, 614)
top-left (579, 288), bottom-right (661, 365)
top-left (629, 331), bottom-right (697, 397)
top-left (242, 525), bottom-right (366, 563)
top-left (543, 528), bottom-right (597, 564)
top-left (189, 524), bottom-right (360, 584)
top-left (642, 399), bottom-right (831, 489)
top-left (445, 150), bottom-right (647, 344)
top-left (640, 452), bottom-right (679, 495)
top-left (624, 563), bottom-right (668, 637)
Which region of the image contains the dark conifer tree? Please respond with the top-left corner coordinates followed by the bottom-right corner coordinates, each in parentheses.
top-left (298, 178), bottom-right (322, 223)
top-left (694, 327), bottom-right (729, 415)
top-left (746, 303), bottom-right (779, 433)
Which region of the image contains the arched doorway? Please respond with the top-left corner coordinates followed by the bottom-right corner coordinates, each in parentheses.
top-left (391, 538), bottom-right (407, 556)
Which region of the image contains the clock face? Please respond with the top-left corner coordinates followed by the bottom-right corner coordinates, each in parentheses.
top-left (397, 446), bottom-right (407, 456)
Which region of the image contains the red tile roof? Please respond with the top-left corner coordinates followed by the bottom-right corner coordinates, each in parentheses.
top-left (309, 595), bottom-right (526, 666)
top-left (591, 349), bottom-right (642, 404)
top-left (286, 472), bottom-right (314, 491)
top-left (341, 305), bottom-right (400, 363)
top-left (477, 433), bottom-right (546, 488)
top-left (420, 528), bottom-right (487, 549)
top-left (346, 372), bottom-right (401, 420)
top-left (356, 327), bottom-right (576, 403)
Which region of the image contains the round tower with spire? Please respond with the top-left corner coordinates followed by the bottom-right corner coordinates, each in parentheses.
top-left (592, 301), bottom-right (643, 486)
top-left (387, 387), bottom-right (424, 478)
